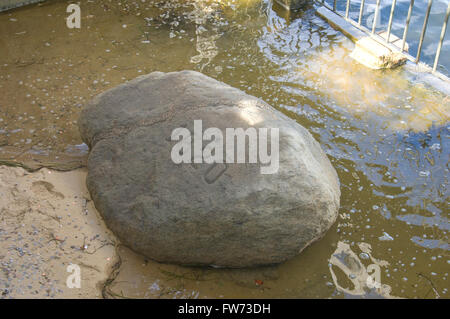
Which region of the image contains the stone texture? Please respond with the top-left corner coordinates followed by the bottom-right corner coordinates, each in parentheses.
top-left (350, 31), bottom-right (408, 70)
top-left (79, 70), bottom-right (340, 268)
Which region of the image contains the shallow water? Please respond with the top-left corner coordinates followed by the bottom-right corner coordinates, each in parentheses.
top-left (0, 0), bottom-right (449, 298)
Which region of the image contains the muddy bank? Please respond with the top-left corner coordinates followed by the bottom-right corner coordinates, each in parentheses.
top-left (0, 166), bottom-right (117, 297)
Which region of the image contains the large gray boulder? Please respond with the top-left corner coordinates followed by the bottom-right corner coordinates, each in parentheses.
top-left (79, 70), bottom-right (340, 268)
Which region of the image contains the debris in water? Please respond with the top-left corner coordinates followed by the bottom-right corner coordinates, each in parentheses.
top-left (378, 232), bottom-right (394, 241)
top-left (419, 171), bottom-right (430, 177)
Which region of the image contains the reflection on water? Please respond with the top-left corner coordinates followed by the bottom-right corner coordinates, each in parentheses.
top-left (326, 0), bottom-right (450, 76)
top-left (189, 0), bottom-right (221, 70)
top-left (0, 0), bottom-right (448, 298)
top-left (260, 1), bottom-right (450, 131)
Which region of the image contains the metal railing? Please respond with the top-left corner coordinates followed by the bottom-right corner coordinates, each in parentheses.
top-left (316, 0), bottom-right (450, 76)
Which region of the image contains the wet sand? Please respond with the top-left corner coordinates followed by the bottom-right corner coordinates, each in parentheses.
top-left (0, 166), bottom-right (118, 298)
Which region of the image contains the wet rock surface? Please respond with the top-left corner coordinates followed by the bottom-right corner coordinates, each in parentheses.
top-left (79, 70), bottom-right (340, 268)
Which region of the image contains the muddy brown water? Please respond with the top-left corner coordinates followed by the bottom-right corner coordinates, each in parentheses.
top-left (0, 0), bottom-right (448, 298)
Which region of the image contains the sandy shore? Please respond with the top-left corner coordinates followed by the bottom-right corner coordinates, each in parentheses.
top-left (0, 166), bottom-right (119, 298)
